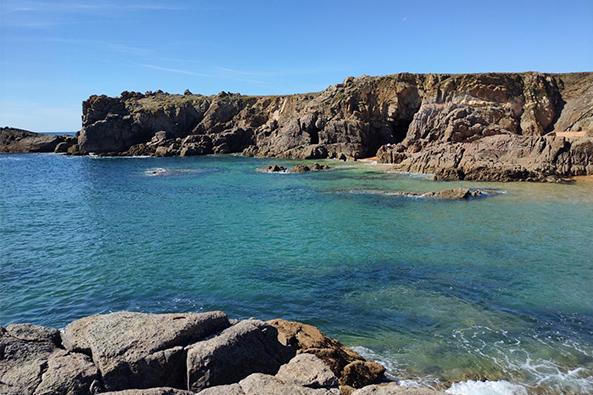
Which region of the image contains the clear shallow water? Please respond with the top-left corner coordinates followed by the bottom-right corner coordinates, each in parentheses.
top-left (1, 154), bottom-right (592, 394)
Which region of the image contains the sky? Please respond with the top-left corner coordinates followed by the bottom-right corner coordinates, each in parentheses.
top-left (0, 0), bottom-right (592, 132)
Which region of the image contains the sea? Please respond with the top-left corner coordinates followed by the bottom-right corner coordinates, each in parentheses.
top-left (1, 153), bottom-right (592, 395)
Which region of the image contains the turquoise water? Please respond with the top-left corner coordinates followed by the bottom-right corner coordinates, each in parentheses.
top-left (1, 154), bottom-right (592, 394)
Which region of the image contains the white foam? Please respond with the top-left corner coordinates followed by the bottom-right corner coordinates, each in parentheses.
top-left (144, 167), bottom-right (168, 176)
top-left (446, 380), bottom-right (528, 395)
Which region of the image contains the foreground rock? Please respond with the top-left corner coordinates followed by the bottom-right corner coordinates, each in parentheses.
top-left (1, 311), bottom-right (454, 394)
top-left (186, 320), bottom-right (292, 392)
top-left (276, 353), bottom-right (339, 388)
top-left (62, 311), bottom-right (230, 391)
top-left (0, 323), bottom-right (99, 395)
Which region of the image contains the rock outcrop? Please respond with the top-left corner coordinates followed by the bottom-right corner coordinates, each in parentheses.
top-left (3, 311), bottom-right (444, 395)
top-left (75, 72), bottom-right (593, 181)
top-left (61, 311), bottom-right (230, 391)
top-left (0, 127), bottom-right (74, 153)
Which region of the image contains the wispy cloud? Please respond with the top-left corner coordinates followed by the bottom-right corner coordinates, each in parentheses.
top-left (141, 64), bottom-right (213, 78)
top-left (2, 1), bottom-right (186, 15)
top-left (140, 63), bottom-right (268, 85)
top-left (216, 66), bottom-right (344, 78)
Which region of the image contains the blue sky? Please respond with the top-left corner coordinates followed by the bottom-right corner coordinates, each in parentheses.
top-left (1, 0), bottom-right (592, 132)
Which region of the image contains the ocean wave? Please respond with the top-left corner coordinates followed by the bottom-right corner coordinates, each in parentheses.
top-left (352, 330), bottom-right (593, 395)
top-left (143, 167), bottom-right (219, 177)
top-left (145, 167), bottom-right (168, 176)
top-left (446, 380), bottom-right (528, 395)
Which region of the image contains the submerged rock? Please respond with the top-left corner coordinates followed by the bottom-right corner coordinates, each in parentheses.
top-left (422, 188), bottom-right (483, 200)
top-left (288, 163), bottom-right (330, 173)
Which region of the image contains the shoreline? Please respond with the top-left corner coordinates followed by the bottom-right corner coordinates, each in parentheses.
top-left (1, 310), bottom-right (542, 395)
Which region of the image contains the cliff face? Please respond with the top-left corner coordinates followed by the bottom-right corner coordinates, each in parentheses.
top-left (78, 72), bottom-right (593, 181)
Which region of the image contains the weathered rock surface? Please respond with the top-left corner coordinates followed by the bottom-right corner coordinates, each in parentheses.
top-left (103, 388), bottom-right (195, 395)
top-left (0, 323), bottom-right (98, 395)
top-left (186, 320), bottom-right (292, 392)
top-left (0, 127), bottom-right (69, 153)
top-left (75, 72), bottom-right (593, 181)
top-left (0, 311), bottom-right (464, 395)
top-left (199, 373), bottom-right (340, 395)
top-left (276, 353), bottom-right (339, 388)
top-left (269, 319), bottom-right (385, 389)
top-left (62, 311), bottom-right (230, 391)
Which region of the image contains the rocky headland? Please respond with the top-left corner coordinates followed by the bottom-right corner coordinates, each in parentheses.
top-left (2, 72), bottom-right (592, 182)
top-left (0, 311), bottom-right (445, 395)
top-left (0, 127), bottom-right (76, 153)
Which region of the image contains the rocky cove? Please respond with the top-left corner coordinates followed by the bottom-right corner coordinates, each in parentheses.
top-left (2, 72), bottom-right (593, 182)
top-left (1, 310), bottom-right (444, 395)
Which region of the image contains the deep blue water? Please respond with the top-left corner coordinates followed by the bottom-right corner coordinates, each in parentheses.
top-left (1, 154), bottom-right (592, 394)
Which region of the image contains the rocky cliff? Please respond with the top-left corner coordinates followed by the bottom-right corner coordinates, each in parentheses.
top-left (0, 311), bottom-right (443, 395)
top-left (76, 72), bottom-right (592, 180)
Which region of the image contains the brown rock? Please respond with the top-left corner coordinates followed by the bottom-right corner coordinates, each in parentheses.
top-left (268, 319), bottom-right (385, 388)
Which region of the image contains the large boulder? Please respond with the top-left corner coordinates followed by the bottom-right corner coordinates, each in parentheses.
top-left (62, 311), bottom-right (230, 391)
top-left (0, 323), bottom-right (98, 395)
top-left (186, 320), bottom-right (293, 392)
top-left (0, 324), bottom-right (61, 395)
top-left (34, 350), bottom-right (99, 395)
top-left (275, 353), bottom-right (339, 388)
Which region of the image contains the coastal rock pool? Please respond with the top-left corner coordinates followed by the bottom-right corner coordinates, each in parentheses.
top-left (1, 154), bottom-right (592, 394)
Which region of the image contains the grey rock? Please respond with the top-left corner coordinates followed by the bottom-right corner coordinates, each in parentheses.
top-left (0, 324), bottom-right (61, 395)
top-left (103, 388), bottom-right (195, 395)
top-left (62, 311), bottom-right (230, 391)
top-left (275, 353), bottom-right (339, 388)
top-left (186, 320), bottom-right (293, 392)
top-left (54, 142), bottom-right (70, 153)
top-left (239, 373), bottom-right (339, 395)
top-left (196, 383), bottom-right (245, 395)
top-left (34, 350), bottom-right (99, 395)
top-left (0, 127), bottom-right (65, 153)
